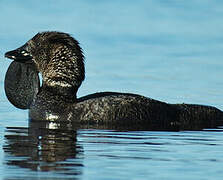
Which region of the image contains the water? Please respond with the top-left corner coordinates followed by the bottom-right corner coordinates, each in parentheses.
top-left (2, 126), bottom-right (223, 180)
top-left (0, 0), bottom-right (223, 179)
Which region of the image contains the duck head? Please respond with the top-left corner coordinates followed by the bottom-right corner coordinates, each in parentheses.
top-left (5, 31), bottom-right (85, 109)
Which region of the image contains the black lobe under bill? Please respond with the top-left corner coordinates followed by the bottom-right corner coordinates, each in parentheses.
top-left (4, 61), bottom-right (40, 109)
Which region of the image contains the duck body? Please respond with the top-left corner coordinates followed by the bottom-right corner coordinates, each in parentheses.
top-left (30, 90), bottom-right (177, 130)
top-left (30, 88), bottom-right (222, 130)
top-left (4, 31), bottom-right (223, 131)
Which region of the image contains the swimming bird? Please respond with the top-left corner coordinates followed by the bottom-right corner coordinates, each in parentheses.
top-left (4, 31), bottom-right (223, 130)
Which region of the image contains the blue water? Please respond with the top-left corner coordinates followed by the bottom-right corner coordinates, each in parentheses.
top-left (0, 0), bottom-right (223, 179)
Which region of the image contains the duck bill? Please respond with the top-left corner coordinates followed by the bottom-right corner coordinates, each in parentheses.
top-left (5, 44), bottom-right (32, 63)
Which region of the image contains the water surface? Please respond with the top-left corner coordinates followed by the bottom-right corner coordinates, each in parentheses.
top-left (3, 124), bottom-right (223, 180)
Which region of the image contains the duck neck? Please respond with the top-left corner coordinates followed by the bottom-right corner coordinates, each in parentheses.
top-left (41, 82), bottom-right (78, 103)
top-left (39, 43), bottom-right (85, 103)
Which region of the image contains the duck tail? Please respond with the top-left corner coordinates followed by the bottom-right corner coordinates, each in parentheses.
top-left (173, 104), bottom-right (223, 130)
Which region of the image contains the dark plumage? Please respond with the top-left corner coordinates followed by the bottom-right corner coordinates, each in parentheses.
top-left (4, 31), bottom-right (223, 130)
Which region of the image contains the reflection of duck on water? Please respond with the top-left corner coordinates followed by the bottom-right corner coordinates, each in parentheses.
top-left (3, 120), bottom-right (83, 174)
top-left (4, 31), bottom-right (223, 130)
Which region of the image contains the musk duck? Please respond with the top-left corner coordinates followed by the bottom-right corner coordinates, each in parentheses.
top-left (4, 31), bottom-right (223, 130)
